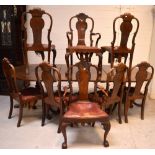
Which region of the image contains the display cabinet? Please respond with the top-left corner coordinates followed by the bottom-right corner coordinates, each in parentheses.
top-left (0, 5), bottom-right (26, 94)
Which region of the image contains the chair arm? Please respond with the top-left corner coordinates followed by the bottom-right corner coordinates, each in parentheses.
top-left (66, 32), bottom-right (73, 46)
top-left (63, 85), bottom-right (70, 98)
top-left (111, 41), bottom-right (114, 47)
top-left (91, 32), bottom-right (101, 46)
top-left (97, 84), bottom-right (109, 97)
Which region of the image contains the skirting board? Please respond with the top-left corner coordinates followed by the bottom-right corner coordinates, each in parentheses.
top-left (149, 92), bottom-right (155, 100)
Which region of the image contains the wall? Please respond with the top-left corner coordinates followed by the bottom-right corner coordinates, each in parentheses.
top-left (27, 5), bottom-right (155, 98)
top-left (149, 6), bottom-right (155, 99)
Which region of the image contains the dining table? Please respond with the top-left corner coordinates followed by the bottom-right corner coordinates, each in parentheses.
top-left (15, 64), bottom-right (147, 82)
top-left (15, 64), bottom-right (107, 82)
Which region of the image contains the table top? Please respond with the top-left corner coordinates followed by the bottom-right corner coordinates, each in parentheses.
top-left (15, 64), bottom-right (151, 82)
top-left (15, 64), bottom-right (108, 82)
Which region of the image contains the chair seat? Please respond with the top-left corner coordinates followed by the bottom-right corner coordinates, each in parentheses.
top-left (26, 43), bottom-right (55, 51)
top-left (101, 46), bottom-right (132, 54)
top-left (21, 87), bottom-right (42, 101)
top-left (12, 87), bottom-right (41, 102)
top-left (66, 45), bottom-right (101, 53)
top-left (125, 87), bottom-right (144, 100)
top-left (64, 101), bottom-right (108, 119)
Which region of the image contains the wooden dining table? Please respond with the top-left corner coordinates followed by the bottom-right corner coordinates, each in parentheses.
top-left (15, 64), bottom-right (106, 81)
top-left (15, 64), bottom-right (150, 82)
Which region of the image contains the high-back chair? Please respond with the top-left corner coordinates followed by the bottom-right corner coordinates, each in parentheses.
top-left (58, 60), bottom-right (110, 149)
top-left (2, 57), bottom-right (42, 127)
top-left (21, 8), bottom-right (56, 67)
top-left (66, 13), bottom-right (102, 74)
top-left (101, 13), bottom-right (139, 69)
top-left (98, 63), bottom-right (127, 124)
top-left (124, 62), bottom-right (154, 123)
top-left (35, 61), bottom-right (62, 126)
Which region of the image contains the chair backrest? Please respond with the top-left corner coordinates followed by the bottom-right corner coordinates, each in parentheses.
top-left (67, 60), bottom-right (100, 101)
top-left (2, 58), bottom-right (19, 94)
top-left (22, 8), bottom-right (52, 49)
top-left (106, 63), bottom-right (127, 104)
top-left (112, 12), bottom-right (139, 51)
top-left (67, 13), bottom-right (100, 47)
top-left (128, 62), bottom-right (154, 97)
top-left (35, 61), bottom-right (62, 107)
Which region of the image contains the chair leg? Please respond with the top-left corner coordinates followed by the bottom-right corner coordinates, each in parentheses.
top-left (97, 53), bottom-right (102, 74)
top-left (118, 102), bottom-right (122, 124)
top-left (41, 101), bottom-right (46, 126)
top-left (92, 122), bottom-right (95, 127)
top-left (17, 103), bottom-right (24, 127)
top-left (65, 53), bottom-right (70, 74)
top-left (8, 96), bottom-right (13, 119)
top-left (108, 104), bottom-right (113, 115)
top-left (57, 123), bottom-right (61, 133)
top-left (32, 100), bottom-right (38, 109)
top-left (111, 53), bottom-right (114, 68)
top-left (124, 99), bottom-right (131, 123)
top-left (61, 122), bottom-right (68, 149)
top-left (102, 119), bottom-right (111, 147)
top-left (129, 53), bottom-right (133, 70)
top-left (46, 104), bottom-right (52, 120)
top-left (57, 117), bottom-right (62, 133)
top-left (141, 96), bottom-right (146, 120)
top-left (112, 103), bottom-right (117, 113)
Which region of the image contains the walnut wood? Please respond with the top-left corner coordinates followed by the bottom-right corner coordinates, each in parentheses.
top-left (2, 58), bottom-right (42, 127)
top-left (101, 13), bottom-right (139, 69)
top-left (59, 61), bottom-right (110, 149)
top-left (124, 62), bottom-right (154, 123)
top-left (21, 8), bottom-right (56, 66)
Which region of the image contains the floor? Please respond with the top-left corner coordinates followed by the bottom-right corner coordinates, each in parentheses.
top-left (0, 95), bottom-right (155, 149)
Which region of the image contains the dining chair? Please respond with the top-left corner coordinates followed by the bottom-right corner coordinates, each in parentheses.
top-left (65, 13), bottom-right (102, 74)
top-left (124, 61), bottom-right (154, 123)
top-left (58, 60), bottom-right (110, 149)
top-left (2, 57), bottom-right (42, 127)
top-left (101, 13), bottom-right (139, 69)
top-left (21, 8), bottom-right (56, 67)
top-left (35, 61), bottom-right (63, 126)
top-left (98, 63), bottom-right (127, 124)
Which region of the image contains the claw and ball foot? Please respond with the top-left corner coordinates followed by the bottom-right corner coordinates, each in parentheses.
top-left (103, 140), bottom-right (109, 147)
top-left (62, 142), bottom-right (67, 149)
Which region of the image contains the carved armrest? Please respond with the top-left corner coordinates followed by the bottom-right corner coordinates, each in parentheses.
top-left (63, 85), bottom-right (70, 99)
top-left (66, 31), bottom-right (73, 46)
top-left (91, 32), bottom-right (101, 46)
top-left (97, 84), bottom-right (109, 97)
top-left (111, 41), bottom-right (114, 47)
